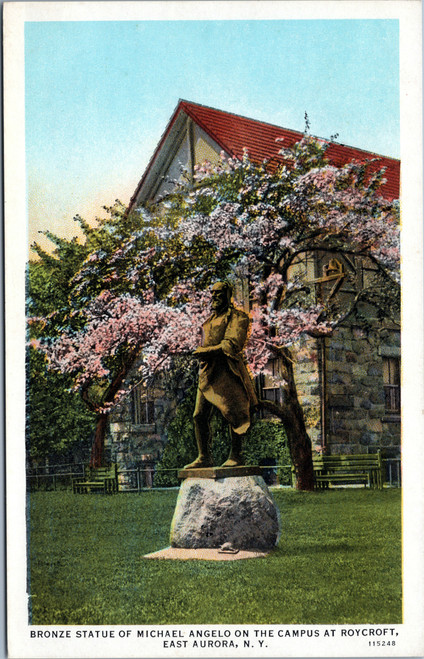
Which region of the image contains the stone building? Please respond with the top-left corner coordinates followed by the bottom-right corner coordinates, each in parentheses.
top-left (107, 100), bottom-right (400, 484)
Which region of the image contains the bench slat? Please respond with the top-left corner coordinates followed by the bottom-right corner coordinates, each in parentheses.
top-left (312, 452), bottom-right (383, 489)
top-left (72, 464), bottom-right (119, 494)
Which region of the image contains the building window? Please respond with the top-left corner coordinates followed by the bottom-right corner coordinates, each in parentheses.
top-left (258, 359), bottom-right (283, 413)
top-left (383, 357), bottom-right (400, 414)
top-left (132, 385), bottom-right (155, 425)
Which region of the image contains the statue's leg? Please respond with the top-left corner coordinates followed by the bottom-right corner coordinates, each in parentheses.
top-left (221, 428), bottom-right (244, 468)
top-left (184, 390), bottom-right (213, 469)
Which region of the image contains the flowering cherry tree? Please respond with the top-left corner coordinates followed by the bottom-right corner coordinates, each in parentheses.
top-left (30, 134), bottom-right (400, 489)
top-left (161, 141), bottom-right (400, 488)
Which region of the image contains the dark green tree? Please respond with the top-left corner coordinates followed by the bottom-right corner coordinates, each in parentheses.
top-left (26, 347), bottom-right (95, 464)
top-left (26, 202), bottom-right (138, 464)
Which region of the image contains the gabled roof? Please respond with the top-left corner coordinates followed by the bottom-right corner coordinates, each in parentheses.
top-left (129, 100), bottom-right (400, 209)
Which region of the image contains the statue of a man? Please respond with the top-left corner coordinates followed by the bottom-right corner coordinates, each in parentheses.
top-left (185, 281), bottom-right (258, 469)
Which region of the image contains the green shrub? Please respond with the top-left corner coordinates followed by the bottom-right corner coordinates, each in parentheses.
top-left (155, 388), bottom-right (291, 486)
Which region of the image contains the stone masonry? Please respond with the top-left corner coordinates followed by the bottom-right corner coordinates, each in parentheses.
top-left (293, 323), bottom-right (400, 458)
top-left (325, 325), bottom-right (400, 456)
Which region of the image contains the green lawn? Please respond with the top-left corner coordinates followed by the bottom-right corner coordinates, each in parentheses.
top-left (28, 488), bottom-right (402, 625)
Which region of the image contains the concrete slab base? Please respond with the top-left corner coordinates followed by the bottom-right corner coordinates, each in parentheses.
top-left (178, 466), bottom-right (262, 479)
top-left (143, 546), bottom-right (270, 561)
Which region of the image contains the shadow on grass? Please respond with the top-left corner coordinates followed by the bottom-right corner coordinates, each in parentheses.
top-left (285, 541), bottom-right (371, 555)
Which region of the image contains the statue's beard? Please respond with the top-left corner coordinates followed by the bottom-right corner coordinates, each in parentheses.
top-left (211, 302), bottom-right (228, 313)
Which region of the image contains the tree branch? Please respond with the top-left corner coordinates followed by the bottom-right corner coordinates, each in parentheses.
top-left (326, 289), bottom-right (366, 329)
top-left (258, 398), bottom-right (291, 425)
top-left (81, 386), bottom-right (97, 413)
top-left (102, 343), bottom-right (143, 405)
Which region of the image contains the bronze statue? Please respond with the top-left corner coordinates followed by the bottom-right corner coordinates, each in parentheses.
top-left (185, 281), bottom-right (258, 469)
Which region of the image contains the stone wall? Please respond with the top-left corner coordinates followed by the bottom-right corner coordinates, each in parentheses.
top-left (292, 336), bottom-right (322, 449)
top-left (325, 325), bottom-right (400, 456)
top-left (292, 324), bottom-right (400, 458)
top-left (106, 385), bottom-right (175, 490)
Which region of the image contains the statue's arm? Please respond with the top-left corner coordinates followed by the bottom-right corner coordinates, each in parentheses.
top-left (192, 344), bottom-right (222, 358)
top-left (221, 312), bottom-right (249, 357)
top-left (192, 311), bottom-right (249, 359)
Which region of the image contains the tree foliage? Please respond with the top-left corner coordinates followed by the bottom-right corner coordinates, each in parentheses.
top-left (28, 134), bottom-right (400, 487)
top-left (27, 232), bottom-right (97, 463)
top-left (27, 347), bottom-right (95, 462)
top-left (27, 204), bottom-right (136, 463)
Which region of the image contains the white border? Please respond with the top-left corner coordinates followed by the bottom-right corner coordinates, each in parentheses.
top-left (4, 2), bottom-right (424, 657)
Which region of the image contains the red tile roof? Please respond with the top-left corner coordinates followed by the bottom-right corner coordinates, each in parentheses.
top-left (130, 100), bottom-right (400, 208)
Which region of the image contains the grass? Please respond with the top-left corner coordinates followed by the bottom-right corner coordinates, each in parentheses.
top-left (28, 488), bottom-right (402, 625)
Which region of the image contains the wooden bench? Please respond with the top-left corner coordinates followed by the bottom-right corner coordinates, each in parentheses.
top-left (72, 464), bottom-right (119, 494)
top-left (312, 452), bottom-right (384, 489)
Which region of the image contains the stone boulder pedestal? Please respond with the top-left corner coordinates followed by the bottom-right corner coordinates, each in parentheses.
top-left (170, 475), bottom-right (280, 551)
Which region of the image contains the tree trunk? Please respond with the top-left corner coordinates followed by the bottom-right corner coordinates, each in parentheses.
top-left (260, 349), bottom-right (315, 490)
top-left (85, 344), bottom-right (142, 468)
top-left (90, 414), bottom-right (108, 468)
top-left (283, 402), bottom-right (315, 491)
top-left (280, 350), bottom-right (315, 490)
top-left (281, 350), bottom-right (314, 490)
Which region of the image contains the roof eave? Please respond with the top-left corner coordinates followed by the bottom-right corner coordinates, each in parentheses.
top-left (127, 99), bottom-right (187, 212)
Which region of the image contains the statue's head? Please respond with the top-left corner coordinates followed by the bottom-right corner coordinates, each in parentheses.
top-left (211, 281), bottom-right (232, 313)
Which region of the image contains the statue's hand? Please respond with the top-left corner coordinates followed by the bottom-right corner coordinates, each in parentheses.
top-left (193, 347), bottom-right (207, 359)
top-left (193, 345), bottom-right (220, 359)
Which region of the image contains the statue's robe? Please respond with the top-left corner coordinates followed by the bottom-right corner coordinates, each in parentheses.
top-left (194, 306), bottom-right (258, 434)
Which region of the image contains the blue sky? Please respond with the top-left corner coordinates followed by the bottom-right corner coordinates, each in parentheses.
top-left (25, 19), bottom-right (399, 252)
